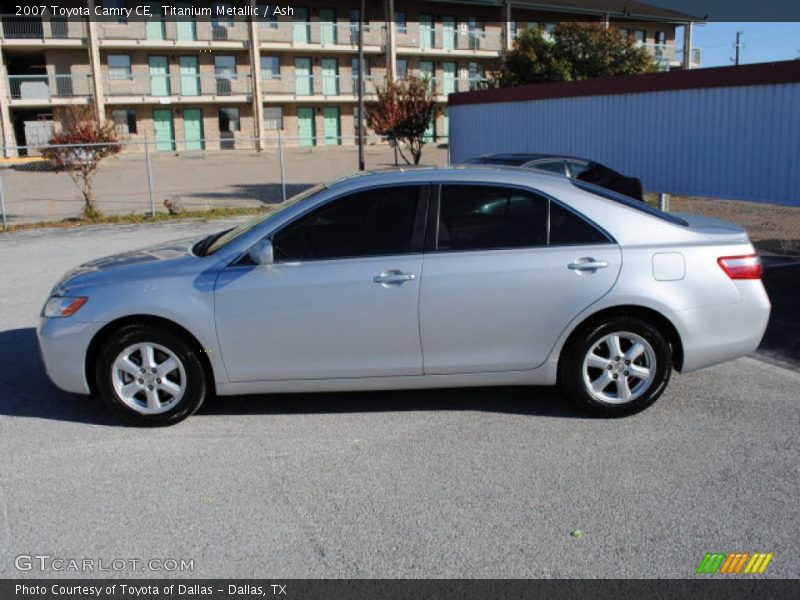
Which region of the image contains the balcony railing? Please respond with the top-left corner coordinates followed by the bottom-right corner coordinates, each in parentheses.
top-left (396, 23), bottom-right (503, 53)
top-left (7, 73), bottom-right (93, 100)
top-left (104, 73), bottom-right (252, 97)
top-left (640, 43), bottom-right (702, 70)
top-left (260, 74), bottom-right (385, 97)
top-left (415, 76), bottom-right (490, 95)
top-left (257, 21), bottom-right (385, 48)
top-left (99, 20), bottom-right (249, 43)
top-left (0, 14), bottom-right (86, 40)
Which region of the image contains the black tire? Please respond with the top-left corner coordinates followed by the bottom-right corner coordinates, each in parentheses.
top-left (559, 317), bottom-right (671, 417)
top-left (95, 324), bottom-right (207, 426)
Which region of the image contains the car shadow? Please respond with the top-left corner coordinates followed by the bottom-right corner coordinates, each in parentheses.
top-left (1, 327), bottom-right (580, 425)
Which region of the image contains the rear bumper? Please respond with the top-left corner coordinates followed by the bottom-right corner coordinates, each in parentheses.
top-left (37, 317), bottom-right (101, 395)
top-left (673, 281), bottom-right (771, 373)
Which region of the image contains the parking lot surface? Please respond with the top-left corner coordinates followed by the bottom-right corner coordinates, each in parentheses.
top-left (1, 221), bottom-right (798, 578)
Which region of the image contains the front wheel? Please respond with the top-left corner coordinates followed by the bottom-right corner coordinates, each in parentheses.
top-left (95, 324), bottom-right (208, 426)
top-left (559, 317), bottom-right (672, 417)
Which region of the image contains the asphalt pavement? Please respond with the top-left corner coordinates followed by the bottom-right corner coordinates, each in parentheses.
top-left (0, 220), bottom-right (798, 578)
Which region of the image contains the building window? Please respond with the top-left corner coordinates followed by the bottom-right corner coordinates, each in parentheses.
top-left (218, 108), bottom-right (240, 132)
top-left (510, 21), bottom-right (517, 38)
top-left (543, 22), bottom-right (556, 39)
top-left (258, 5), bottom-right (278, 27)
top-left (260, 56), bottom-right (280, 80)
top-left (107, 54), bottom-right (131, 80)
top-left (634, 29), bottom-right (647, 44)
top-left (655, 30), bottom-right (667, 46)
top-left (263, 106), bottom-right (283, 130)
top-left (111, 108), bottom-right (136, 134)
top-left (212, 2), bottom-right (233, 28)
top-left (395, 12), bottom-right (407, 34)
top-left (102, 0), bottom-right (127, 24)
top-left (618, 27), bottom-right (629, 39)
top-left (468, 62), bottom-right (484, 90)
top-left (215, 55), bottom-right (236, 78)
top-left (351, 57), bottom-right (371, 79)
top-left (396, 59), bottom-right (407, 80)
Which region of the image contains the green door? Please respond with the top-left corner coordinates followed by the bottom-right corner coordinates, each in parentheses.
top-left (420, 14), bottom-right (434, 50)
top-left (442, 16), bottom-right (456, 51)
top-left (179, 56), bottom-right (199, 96)
top-left (153, 109), bottom-right (175, 151)
top-left (175, 2), bottom-right (196, 41)
top-left (294, 58), bottom-right (312, 96)
top-left (323, 107), bottom-right (340, 145)
top-left (145, 2), bottom-right (166, 40)
top-left (293, 7), bottom-right (310, 44)
top-left (149, 55), bottom-right (170, 96)
top-left (420, 60), bottom-right (434, 93)
top-left (319, 8), bottom-right (337, 45)
top-left (443, 62), bottom-right (456, 95)
top-left (321, 58), bottom-right (338, 96)
top-left (297, 107), bottom-right (316, 146)
top-left (423, 111), bottom-right (436, 143)
top-left (182, 108), bottom-right (203, 151)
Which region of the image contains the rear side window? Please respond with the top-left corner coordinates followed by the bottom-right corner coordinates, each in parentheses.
top-left (438, 185), bottom-right (548, 251)
top-left (549, 201), bottom-right (610, 245)
top-left (273, 186), bottom-right (422, 261)
top-left (572, 180), bottom-right (688, 226)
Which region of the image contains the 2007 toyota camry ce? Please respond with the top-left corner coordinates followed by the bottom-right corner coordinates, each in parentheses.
top-left (38, 167), bottom-right (771, 425)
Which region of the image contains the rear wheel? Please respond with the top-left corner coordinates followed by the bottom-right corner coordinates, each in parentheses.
top-left (95, 324), bottom-right (207, 426)
top-left (560, 317), bottom-right (671, 417)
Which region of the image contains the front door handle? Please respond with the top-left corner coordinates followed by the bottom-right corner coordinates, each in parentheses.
top-left (373, 270), bottom-right (416, 286)
top-left (568, 258), bottom-right (609, 272)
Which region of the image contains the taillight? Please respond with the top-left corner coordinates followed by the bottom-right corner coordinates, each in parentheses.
top-left (717, 254), bottom-right (762, 280)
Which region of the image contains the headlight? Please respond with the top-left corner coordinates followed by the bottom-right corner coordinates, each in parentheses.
top-left (43, 296), bottom-right (88, 318)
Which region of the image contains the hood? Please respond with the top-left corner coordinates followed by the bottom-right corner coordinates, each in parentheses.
top-left (54, 236), bottom-right (205, 293)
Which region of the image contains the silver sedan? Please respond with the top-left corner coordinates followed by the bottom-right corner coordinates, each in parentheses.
top-left (38, 167), bottom-right (771, 425)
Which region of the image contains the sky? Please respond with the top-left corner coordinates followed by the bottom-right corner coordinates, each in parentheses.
top-left (689, 22), bottom-right (800, 67)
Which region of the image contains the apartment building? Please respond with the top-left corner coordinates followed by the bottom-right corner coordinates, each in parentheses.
top-left (0, 1), bottom-right (700, 155)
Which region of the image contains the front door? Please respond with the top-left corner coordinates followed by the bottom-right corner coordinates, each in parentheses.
top-left (182, 108), bottom-right (203, 150)
top-left (419, 14), bottom-right (434, 50)
top-left (323, 107), bottom-right (340, 145)
top-left (419, 184), bottom-right (622, 374)
top-left (321, 58), bottom-right (339, 96)
top-left (152, 109), bottom-right (175, 151)
top-left (420, 60), bottom-right (434, 93)
top-left (294, 58), bottom-right (312, 96)
top-left (293, 7), bottom-right (310, 44)
top-left (148, 55), bottom-right (170, 96)
top-left (297, 107), bottom-right (316, 146)
top-left (174, 2), bottom-right (196, 40)
top-left (442, 16), bottom-right (456, 51)
top-left (214, 185), bottom-right (426, 381)
top-left (442, 107), bottom-right (449, 141)
top-left (319, 8), bottom-right (337, 45)
top-left (179, 56), bottom-right (199, 96)
top-left (442, 61), bottom-right (456, 94)
top-left (145, 2), bottom-right (165, 40)
top-left (423, 112), bottom-right (436, 143)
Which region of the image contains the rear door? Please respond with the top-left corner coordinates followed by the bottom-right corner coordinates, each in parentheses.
top-left (419, 184), bottom-right (621, 374)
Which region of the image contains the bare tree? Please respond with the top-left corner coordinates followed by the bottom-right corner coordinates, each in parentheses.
top-left (367, 76), bottom-right (437, 166)
top-left (41, 106), bottom-right (122, 220)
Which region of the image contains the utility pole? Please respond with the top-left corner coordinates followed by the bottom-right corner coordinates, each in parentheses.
top-left (357, 0), bottom-right (366, 171)
top-left (733, 30), bottom-right (744, 66)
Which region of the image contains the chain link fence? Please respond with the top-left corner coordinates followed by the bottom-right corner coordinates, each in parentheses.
top-left (1, 139), bottom-right (798, 257)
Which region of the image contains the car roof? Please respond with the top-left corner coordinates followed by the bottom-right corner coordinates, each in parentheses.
top-left (468, 153), bottom-right (596, 166)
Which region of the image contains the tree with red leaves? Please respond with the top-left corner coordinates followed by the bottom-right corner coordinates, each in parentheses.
top-left (41, 106), bottom-right (122, 220)
top-left (367, 76), bottom-right (437, 166)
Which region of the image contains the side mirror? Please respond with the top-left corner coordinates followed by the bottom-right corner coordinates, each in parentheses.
top-left (248, 239), bottom-right (274, 266)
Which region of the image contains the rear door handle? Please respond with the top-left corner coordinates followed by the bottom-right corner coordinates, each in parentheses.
top-left (373, 270), bottom-right (416, 286)
top-left (568, 258), bottom-right (609, 272)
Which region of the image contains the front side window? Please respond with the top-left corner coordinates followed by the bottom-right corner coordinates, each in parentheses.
top-left (108, 54), bottom-right (131, 80)
top-left (437, 185), bottom-right (548, 251)
top-left (272, 186), bottom-right (422, 262)
top-left (218, 107), bottom-right (240, 132)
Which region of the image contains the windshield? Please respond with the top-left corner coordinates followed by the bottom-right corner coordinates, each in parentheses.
top-left (203, 184), bottom-right (326, 256)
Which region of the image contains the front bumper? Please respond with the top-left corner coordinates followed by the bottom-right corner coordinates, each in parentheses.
top-left (37, 316), bottom-right (104, 395)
